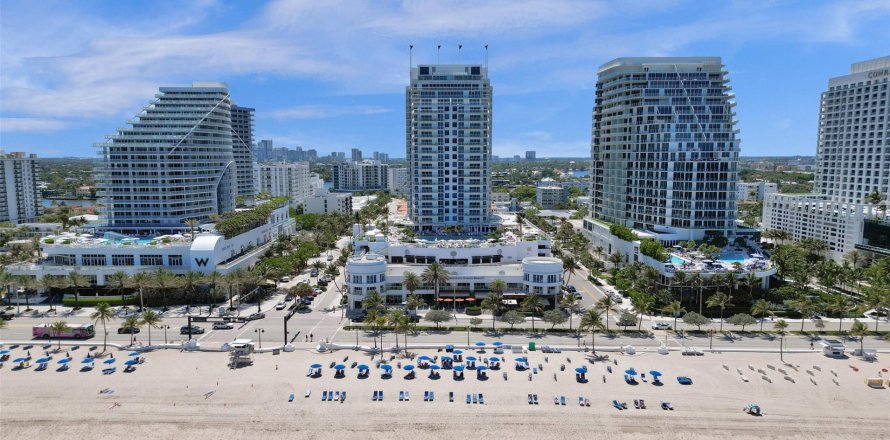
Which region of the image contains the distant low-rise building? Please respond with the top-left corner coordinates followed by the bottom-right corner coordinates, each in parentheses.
top-left (333, 160), bottom-right (389, 192)
top-left (387, 167), bottom-right (409, 194)
top-left (536, 185), bottom-right (568, 209)
top-left (304, 190), bottom-right (353, 214)
top-left (492, 192), bottom-right (510, 203)
top-left (736, 181), bottom-right (778, 201)
top-left (253, 162), bottom-right (312, 208)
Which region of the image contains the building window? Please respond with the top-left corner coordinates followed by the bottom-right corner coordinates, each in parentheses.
top-left (532, 274), bottom-right (544, 283)
top-left (52, 254), bottom-right (76, 266)
top-left (352, 275), bottom-right (363, 284)
top-left (366, 275), bottom-right (378, 284)
top-left (168, 255), bottom-right (183, 266)
top-left (112, 255), bottom-right (135, 266)
top-left (140, 255), bottom-right (164, 266)
top-left (82, 254), bottom-right (106, 266)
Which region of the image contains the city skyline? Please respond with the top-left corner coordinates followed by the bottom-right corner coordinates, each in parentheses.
top-left (2, 1), bottom-right (890, 158)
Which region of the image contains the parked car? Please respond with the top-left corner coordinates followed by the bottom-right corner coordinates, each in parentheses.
top-left (275, 302), bottom-right (287, 310)
top-left (117, 326), bottom-right (140, 334)
top-left (212, 322), bottom-right (234, 330)
top-left (180, 325), bottom-right (204, 335)
top-left (566, 285), bottom-right (577, 293)
top-left (312, 288), bottom-right (324, 296)
top-left (284, 294), bottom-right (294, 301)
top-left (310, 269), bottom-right (319, 277)
top-left (651, 322), bottom-right (672, 330)
top-left (0, 311), bottom-right (15, 320)
top-left (611, 295), bottom-right (623, 303)
top-left (280, 276), bottom-right (290, 283)
top-left (317, 279), bottom-right (329, 287)
top-left (326, 254), bottom-right (334, 261)
top-left (248, 312), bottom-right (266, 321)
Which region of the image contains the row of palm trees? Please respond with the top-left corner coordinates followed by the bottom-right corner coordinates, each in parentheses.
top-left (89, 302), bottom-right (164, 349)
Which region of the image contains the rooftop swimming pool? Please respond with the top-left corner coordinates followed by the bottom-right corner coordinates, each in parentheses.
top-left (670, 252), bottom-right (749, 266)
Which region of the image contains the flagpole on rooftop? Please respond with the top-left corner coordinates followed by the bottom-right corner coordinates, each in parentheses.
top-left (437, 45), bottom-right (441, 64)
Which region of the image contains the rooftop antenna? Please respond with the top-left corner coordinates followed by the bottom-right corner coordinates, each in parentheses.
top-left (437, 45), bottom-right (441, 64)
top-left (458, 44), bottom-right (463, 62)
top-left (409, 44), bottom-right (413, 70)
top-left (484, 44), bottom-right (489, 67)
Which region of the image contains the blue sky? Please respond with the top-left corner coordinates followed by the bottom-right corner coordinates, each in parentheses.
top-left (1, 0), bottom-right (889, 158)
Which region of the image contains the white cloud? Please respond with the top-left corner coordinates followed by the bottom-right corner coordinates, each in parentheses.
top-left (0, 117), bottom-right (73, 132)
top-left (264, 105), bottom-right (391, 119)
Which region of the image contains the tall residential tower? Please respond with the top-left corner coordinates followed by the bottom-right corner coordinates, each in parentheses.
top-left (589, 57), bottom-right (740, 242)
top-left (0, 151), bottom-right (41, 224)
top-left (96, 82), bottom-right (237, 234)
top-left (764, 56), bottom-right (890, 260)
top-left (231, 105), bottom-right (256, 202)
top-left (406, 64), bottom-right (493, 234)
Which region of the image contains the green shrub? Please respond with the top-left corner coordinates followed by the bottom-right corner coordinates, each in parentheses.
top-left (43, 238), bottom-right (55, 244)
top-left (465, 306), bottom-right (481, 316)
top-left (161, 237), bottom-right (171, 243)
top-left (609, 224), bottom-right (638, 242)
top-left (640, 238), bottom-right (668, 262)
top-left (62, 294), bottom-right (136, 307)
top-left (216, 196), bottom-right (289, 238)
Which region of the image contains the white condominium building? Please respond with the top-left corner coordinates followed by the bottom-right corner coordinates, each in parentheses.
top-left (253, 162), bottom-right (311, 207)
top-left (589, 57), bottom-right (740, 243)
top-left (303, 190), bottom-right (353, 215)
top-left (231, 105), bottom-right (256, 202)
top-left (332, 160), bottom-right (389, 191)
top-left (736, 181), bottom-right (778, 202)
top-left (406, 64), bottom-right (493, 233)
top-left (387, 167), bottom-right (409, 195)
top-left (96, 82), bottom-right (237, 235)
top-left (764, 56), bottom-right (890, 260)
top-left (1, 151), bottom-right (41, 224)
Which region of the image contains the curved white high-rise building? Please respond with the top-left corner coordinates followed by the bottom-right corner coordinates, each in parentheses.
top-left (96, 82), bottom-right (236, 234)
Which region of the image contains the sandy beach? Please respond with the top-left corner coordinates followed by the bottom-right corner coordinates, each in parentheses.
top-left (1, 345), bottom-right (887, 440)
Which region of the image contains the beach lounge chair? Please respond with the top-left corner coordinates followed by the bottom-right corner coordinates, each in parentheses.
top-left (340, 391), bottom-right (346, 402)
top-left (585, 398), bottom-right (590, 407)
top-left (373, 391), bottom-right (379, 401)
top-left (404, 391), bottom-right (410, 401)
top-left (634, 399), bottom-right (640, 409)
top-left (554, 395), bottom-right (559, 405)
top-left (528, 394), bottom-right (533, 405)
top-left (472, 394), bottom-right (478, 404)
top-left (430, 391), bottom-right (434, 401)
top-left (305, 388), bottom-right (311, 398)
top-left (449, 391), bottom-right (454, 402)
top-left (579, 396), bottom-right (584, 406)
top-left (378, 391), bottom-right (383, 401)
top-left (466, 394), bottom-right (471, 404)
top-left (478, 394), bottom-right (484, 404)
top-left (322, 391), bottom-right (328, 401)
top-left (36, 363), bottom-right (48, 371)
top-left (399, 391), bottom-right (404, 401)
top-left (306, 368), bottom-right (312, 376)
top-left (612, 400), bottom-right (623, 410)
top-left (123, 365), bottom-right (135, 373)
top-left (533, 394), bottom-right (539, 404)
top-left (640, 399), bottom-right (646, 409)
top-left (59, 363), bottom-right (70, 372)
top-left (103, 367), bottom-right (116, 375)
top-left (289, 393), bottom-right (295, 402)
top-left (424, 391), bottom-right (429, 401)
top-left (560, 395), bottom-right (566, 406)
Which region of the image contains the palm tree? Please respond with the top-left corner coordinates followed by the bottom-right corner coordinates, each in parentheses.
top-left (705, 291), bottom-right (733, 332)
top-left (522, 293), bottom-right (544, 334)
top-left (0, 269), bottom-right (15, 312)
top-left (596, 296), bottom-right (616, 333)
top-left (827, 295), bottom-right (855, 333)
top-left (688, 273), bottom-right (704, 314)
top-left (672, 271), bottom-right (687, 301)
top-left (15, 275), bottom-right (38, 312)
top-left (662, 300), bottom-right (686, 331)
top-left (49, 320), bottom-right (69, 350)
top-left (740, 272), bottom-right (759, 300)
top-left (864, 290), bottom-right (889, 332)
top-left (630, 292), bottom-right (655, 331)
top-left (39, 274), bottom-right (63, 313)
top-left (204, 271), bottom-right (223, 311)
top-left (560, 293), bottom-right (580, 332)
top-left (90, 302), bottom-right (115, 352)
top-left (481, 290), bottom-right (505, 332)
top-left (402, 272), bottom-right (422, 299)
top-left (849, 319), bottom-right (869, 353)
top-left (580, 309), bottom-right (606, 354)
top-left (608, 251), bottom-right (624, 270)
top-left (151, 268), bottom-right (177, 311)
top-left (180, 271), bottom-right (205, 310)
top-left (387, 310), bottom-right (410, 354)
top-left (67, 271), bottom-right (88, 308)
top-left (106, 271), bottom-right (130, 298)
top-left (751, 299), bottom-right (773, 331)
top-left (421, 262), bottom-right (450, 303)
top-left (121, 315), bottom-right (141, 346)
top-left (224, 268), bottom-right (247, 310)
top-left (787, 296), bottom-right (817, 332)
top-left (140, 309), bottom-right (162, 345)
top-left (774, 319), bottom-right (788, 362)
top-left (311, 260), bottom-right (325, 274)
top-left (184, 218), bottom-right (201, 239)
top-left (362, 289), bottom-right (385, 312)
top-left (561, 254), bottom-right (579, 290)
top-left (406, 293), bottom-right (425, 313)
top-left (129, 272), bottom-right (151, 311)
top-left (844, 250), bottom-right (863, 269)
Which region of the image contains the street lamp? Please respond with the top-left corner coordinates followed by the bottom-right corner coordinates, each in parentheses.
top-left (162, 325), bottom-right (170, 344)
top-left (255, 328), bottom-right (265, 349)
top-left (779, 333), bottom-right (784, 363)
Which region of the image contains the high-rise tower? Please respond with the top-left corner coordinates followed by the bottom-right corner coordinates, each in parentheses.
top-left (96, 82), bottom-right (236, 234)
top-left (590, 57), bottom-right (740, 241)
top-left (406, 64), bottom-right (493, 234)
top-left (231, 105), bottom-right (256, 202)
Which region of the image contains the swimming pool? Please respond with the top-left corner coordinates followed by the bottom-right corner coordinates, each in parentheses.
top-left (670, 255), bottom-right (690, 265)
top-left (718, 252), bottom-right (747, 263)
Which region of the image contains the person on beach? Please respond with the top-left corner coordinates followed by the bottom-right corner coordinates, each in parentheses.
top-left (310, 333), bottom-right (313, 342)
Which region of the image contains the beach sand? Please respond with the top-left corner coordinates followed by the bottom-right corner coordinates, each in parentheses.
top-left (1, 346), bottom-right (887, 440)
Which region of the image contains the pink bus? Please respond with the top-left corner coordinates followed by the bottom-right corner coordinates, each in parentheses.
top-left (32, 324), bottom-right (95, 339)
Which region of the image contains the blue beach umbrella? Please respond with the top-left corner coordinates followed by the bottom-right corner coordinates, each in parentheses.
top-left (128, 352), bottom-right (140, 357)
top-left (334, 364), bottom-right (346, 370)
top-left (310, 363), bottom-right (322, 369)
top-left (13, 357), bottom-right (27, 363)
top-left (104, 358), bottom-right (116, 364)
top-left (0, 349), bottom-right (10, 355)
top-left (381, 364), bottom-right (393, 371)
top-left (453, 349), bottom-right (464, 355)
top-left (81, 358), bottom-right (94, 364)
top-left (403, 364), bottom-right (415, 371)
top-left (57, 358), bottom-right (71, 364)
top-left (492, 341), bottom-right (503, 347)
top-left (440, 355), bottom-right (452, 360)
top-left (358, 364), bottom-right (369, 371)
top-left (453, 365), bottom-right (465, 372)
top-left (476, 365), bottom-right (488, 371)
top-left (124, 359), bottom-right (138, 366)
top-left (466, 356), bottom-right (477, 361)
top-left (35, 357), bottom-right (51, 364)
top-left (488, 357), bottom-right (500, 362)
top-left (624, 369), bottom-right (637, 376)
top-left (515, 357), bottom-right (527, 362)
top-left (475, 342), bottom-right (485, 347)
top-left (418, 355), bottom-right (431, 360)
top-left (649, 370), bottom-right (662, 377)
top-left (575, 367), bottom-right (588, 374)
top-left (430, 364), bottom-right (441, 370)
